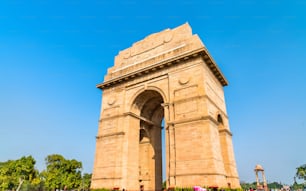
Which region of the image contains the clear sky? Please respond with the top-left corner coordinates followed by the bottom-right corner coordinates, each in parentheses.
top-left (0, 0), bottom-right (305, 186)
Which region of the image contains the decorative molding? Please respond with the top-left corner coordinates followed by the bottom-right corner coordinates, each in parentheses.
top-left (219, 128), bottom-right (233, 136)
top-left (96, 132), bottom-right (125, 139)
top-left (102, 106), bottom-right (119, 118)
top-left (99, 114), bottom-right (124, 121)
top-left (225, 175), bottom-right (240, 179)
top-left (178, 76), bottom-right (190, 85)
top-left (113, 44), bottom-right (186, 73)
top-left (167, 115), bottom-right (219, 126)
top-left (107, 97), bottom-right (116, 105)
top-left (97, 48), bottom-right (228, 90)
top-left (163, 30), bottom-right (173, 43)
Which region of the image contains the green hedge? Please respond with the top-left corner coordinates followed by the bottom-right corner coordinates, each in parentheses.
top-left (90, 188), bottom-right (112, 191)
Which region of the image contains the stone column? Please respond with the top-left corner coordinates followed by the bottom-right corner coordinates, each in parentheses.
top-left (255, 171), bottom-right (260, 187)
top-left (262, 171), bottom-right (268, 191)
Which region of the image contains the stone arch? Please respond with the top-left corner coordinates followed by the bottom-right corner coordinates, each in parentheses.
top-left (131, 89), bottom-right (165, 191)
top-left (130, 86), bottom-right (167, 116)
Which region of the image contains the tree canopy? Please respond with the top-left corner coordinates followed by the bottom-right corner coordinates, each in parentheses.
top-left (0, 155), bottom-right (40, 191)
top-left (41, 154), bottom-right (83, 190)
top-left (0, 154), bottom-right (89, 191)
top-left (296, 164), bottom-right (306, 181)
top-left (82, 173), bottom-right (92, 190)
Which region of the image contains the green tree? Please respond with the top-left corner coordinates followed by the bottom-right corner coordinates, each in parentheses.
top-left (240, 181), bottom-right (257, 190)
top-left (295, 164), bottom-right (306, 190)
top-left (292, 182), bottom-right (304, 191)
top-left (296, 164), bottom-right (306, 182)
top-left (42, 154), bottom-right (82, 191)
top-left (0, 156), bottom-right (40, 191)
top-left (267, 182), bottom-right (282, 190)
top-left (162, 180), bottom-right (166, 189)
top-left (82, 173), bottom-right (92, 191)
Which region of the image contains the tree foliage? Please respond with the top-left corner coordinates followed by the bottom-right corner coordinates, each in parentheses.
top-left (240, 181), bottom-right (283, 190)
top-left (41, 154), bottom-right (83, 190)
top-left (240, 181), bottom-right (257, 190)
top-left (267, 182), bottom-right (282, 189)
top-left (82, 173), bottom-right (92, 191)
top-left (296, 164), bottom-right (306, 181)
top-left (0, 155), bottom-right (40, 191)
top-left (292, 182), bottom-right (304, 190)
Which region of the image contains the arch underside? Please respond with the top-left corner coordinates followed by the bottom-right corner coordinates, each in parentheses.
top-left (133, 90), bottom-right (164, 191)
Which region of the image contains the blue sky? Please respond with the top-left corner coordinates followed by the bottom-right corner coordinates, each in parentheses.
top-left (0, 0), bottom-right (306, 185)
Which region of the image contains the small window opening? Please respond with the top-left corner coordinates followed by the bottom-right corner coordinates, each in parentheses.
top-left (217, 114), bottom-right (223, 125)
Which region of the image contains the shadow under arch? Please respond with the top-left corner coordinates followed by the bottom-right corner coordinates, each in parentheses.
top-left (130, 86), bottom-right (167, 115)
top-left (130, 89), bottom-right (165, 191)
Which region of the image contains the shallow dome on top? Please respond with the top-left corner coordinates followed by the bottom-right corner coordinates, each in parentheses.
top-left (254, 164), bottom-right (264, 171)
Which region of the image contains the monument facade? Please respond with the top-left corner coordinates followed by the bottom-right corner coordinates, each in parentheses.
top-left (91, 23), bottom-right (240, 190)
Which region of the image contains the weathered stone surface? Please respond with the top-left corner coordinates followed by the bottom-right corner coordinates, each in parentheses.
top-left (92, 23), bottom-right (240, 191)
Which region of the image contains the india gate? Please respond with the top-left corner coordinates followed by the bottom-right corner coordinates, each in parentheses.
top-left (91, 23), bottom-right (240, 190)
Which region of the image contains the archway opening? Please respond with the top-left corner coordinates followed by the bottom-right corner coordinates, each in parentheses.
top-left (133, 90), bottom-right (165, 191)
top-left (217, 114), bottom-right (223, 125)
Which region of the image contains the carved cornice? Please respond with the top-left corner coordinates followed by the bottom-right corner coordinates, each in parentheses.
top-left (167, 115), bottom-right (233, 135)
top-left (219, 128), bottom-right (233, 136)
top-left (167, 115), bottom-right (218, 126)
top-left (226, 175), bottom-right (240, 179)
top-left (97, 48), bottom-right (228, 90)
top-left (202, 47), bottom-right (228, 86)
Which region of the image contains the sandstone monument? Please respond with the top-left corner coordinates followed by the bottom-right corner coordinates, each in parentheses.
top-left (91, 23), bottom-right (240, 190)
top-left (254, 165), bottom-right (268, 191)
